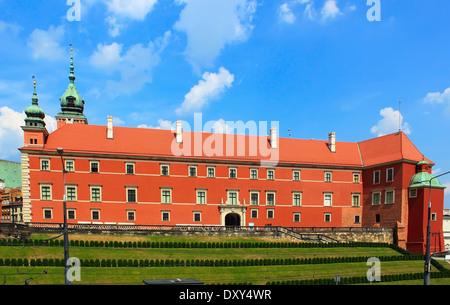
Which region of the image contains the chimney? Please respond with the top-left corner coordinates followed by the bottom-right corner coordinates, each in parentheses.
top-left (107, 115), bottom-right (113, 139)
top-left (270, 127), bottom-right (278, 149)
top-left (176, 120), bottom-right (182, 143)
top-left (328, 131), bottom-right (336, 153)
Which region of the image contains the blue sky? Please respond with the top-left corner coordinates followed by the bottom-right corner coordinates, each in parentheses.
top-left (0, 0), bottom-right (449, 207)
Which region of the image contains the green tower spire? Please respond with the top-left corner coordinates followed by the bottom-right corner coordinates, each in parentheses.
top-left (24, 76), bottom-right (46, 128)
top-left (56, 44), bottom-right (87, 123)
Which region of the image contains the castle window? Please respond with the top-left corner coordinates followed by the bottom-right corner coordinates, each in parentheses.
top-left (126, 163), bottom-right (135, 175)
top-left (40, 159), bottom-right (50, 171)
top-left (161, 164), bottom-right (169, 176)
top-left (161, 211), bottom-right (170, 222)
top-left (127, 210), bottom-right (135, 221)
top-left (293, 212), bottom-right (301, 223)
top-left (161, 189), bottom-right (172, 204)
top-left (66, 186), bottom-right (77, 201)
top-left (373, 170), bottom-right (380, 184)
top-left (43, 208), bottom-right (53, 219)
top-left (90, 161), bottom-right (99, 173)
top-left (250, 169), bottom-right (258, 179)
top-left (196, 190), bottom-right (206, 204)
top-left (385, 190), bottom-right (394, 204)
top-left (189, 166), bottom-right (197, 177)
top-left (91, 209), bottom-right (100, 221)
top-left (126, 188), bottom-right (137, 203)
top-left (65, 160), bottom-right (75, 172)
top-left (292, 192), bottom-right (302, 206)
top-left (372, 191), bottom-right (381, 205)
top-left (40, 185), bottom-right (52, 200)
top-left (324, 212), bottom-right (331, 223)
top-left (266, 192), bottom-right (275, 206)
top-left (193, 211), bottom-right (202, 222)
top-left (229, 168), bottom-right (237, 179)
top-left (207, 167), bottom-right (215, 178)
top-left (325, 171), bottom-right (332, 182)
top-left (324, 193), bottom-right (332, 206)
top-left (386, 168), bottom-right (394, 182)
top-left (267, 169), bottom-right (274, 180)
top-left (90, 186), bottom-right (102, 202)
top-left (293, 170), bottom-right (300, 181)
top-left (409, 189), bottom-right (417, 198)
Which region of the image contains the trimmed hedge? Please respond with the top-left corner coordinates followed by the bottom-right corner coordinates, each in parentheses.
top-left (0, 238), bottom-right (391, 249)
top-left (0, 254), bottom-right (426, 268)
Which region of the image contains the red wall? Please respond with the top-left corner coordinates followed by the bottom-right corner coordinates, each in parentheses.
top-left (28, 153), bottom-right (363, 228)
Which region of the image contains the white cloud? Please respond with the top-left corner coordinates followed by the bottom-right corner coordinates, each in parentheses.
top-left (370, 107), bottom-right (411, 137)
top-left (279, 3), bottom-right (296, 24)
top-left (138, 119), bottom-right (174, 130)
top-left (27, 25), bottom-right (65, 61)
top-left (321, 0), bottom-right (342, 20)
top-left (104, 0), bottom-right (158, 36)
top-left (424, 87), bottom-right (450, 105)
top-left (424, 87), bottom-right (450, 116)
top-left (106, 0), bottom-right (158, 20)
top-left (211, 119), bottom-right (234, 134)
top-left (174, 0), bottom-right (257, 72)
top-left (175, 67), bottom-right (234, 115)
top-left (89, 31), bottom-right (171, 95)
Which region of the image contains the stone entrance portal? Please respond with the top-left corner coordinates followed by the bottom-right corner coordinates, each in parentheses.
top-left (225, 213), bottom-right (241, 227)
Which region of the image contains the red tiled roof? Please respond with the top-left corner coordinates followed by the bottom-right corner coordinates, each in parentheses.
top-left (357, 132), bottom-right (432, 167)
top-left (19, 124), bottom-right (431, 168)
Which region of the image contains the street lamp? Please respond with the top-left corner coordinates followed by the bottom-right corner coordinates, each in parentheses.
top-left (57, 147), bottom-right (70, 285)
top-left (414, 170), bottom-right (450, 285)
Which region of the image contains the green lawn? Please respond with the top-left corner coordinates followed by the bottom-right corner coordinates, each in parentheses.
top-left (0, 261), bottom-right (432, 285)
top-left (1, 234), bottom-right (449, 285)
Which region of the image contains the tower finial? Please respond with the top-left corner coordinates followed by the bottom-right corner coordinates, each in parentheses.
top-left (32, 75), bottom-right (38, 105)
top-left (69, 44), bottom-right (75, 84)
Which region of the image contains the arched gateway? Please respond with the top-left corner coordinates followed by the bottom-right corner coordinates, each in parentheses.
top-left (225, 213), bottom-right (241, 227)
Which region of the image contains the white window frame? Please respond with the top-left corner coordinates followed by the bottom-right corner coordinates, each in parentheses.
top-left (65, 160), bottom-right (75, 172)
top-left (409, 188), bottom-right (417, 198)
top-left (250, 168), bottom-right (258, 180)
top-left (324, 171), bottom-right (332, 182)
top-left (385, 189), bottom-right (395, 204)
top-left (188, 165), bottom-right (197, 177)
top-left (266, 191), bottom-right (276, 206)
top-left (249, 191), bottom-right (259, 205)
top-left (196, 189), bottom-right (207, 205)
top-left (324, 212), bottom-right (332, 223)
top-left (267, 169), bottom-right (275, 180)
top-left (227, 190), bottom-right (239, 205)
top-left (127, 210), bottom-right (136, 221)
top-left (161, 188), bottom-right (172, 204)
top-left (160, 164), bottom-right (170, 176)
top-left (40, 184), bottom-right (52, 201)
top-left (91, 209), bottom-right (100, 221)
top-left (353, 172), bottom-right (360, 183)
top-left (207, 166), bottom-right (215, 178)
top-left (386, 168), bottom-right (394, 183)
top-left (372, 191), bottom-right (381, 205)
top-left (193, 211), bottom-right (202, 222)
top-left (43, 208), bottom-right (53, 219)
top-left (90, 161), bottom-right (99, 173)
top-left (126, 186), bottom-right (138, 203)
top-left (67, 208), bottom-right (76, 220)
top-left (267, 209), bottom-right (274, 219)
top-left (40, 159), bottom-right (50, 171)
top-left (324, 193), bottom-right (333, 207)
top-left (293, 170), bottom-right (300, 181)
top-left (90, 185), bottom-right (102, 202)
top-left (292, 192), bottom-right (302, 206)
top-left (161, 210), bottom-right (170, 222)
top-left (250, 208), bottom-right (258, 219)
top-left (229, 167), bottom-right (237, 179)
top-left (352, 193), bottom-right (360, 207)
top-left (66, 185), bottom-right (77, 201)
top-left (373, 170), bottom-right (380, 184)
top-left (293, 212), bottom-right (301, 223)
top-left (125, 162), bottom-right (135, 175)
